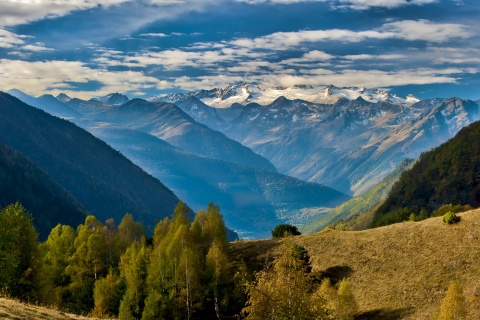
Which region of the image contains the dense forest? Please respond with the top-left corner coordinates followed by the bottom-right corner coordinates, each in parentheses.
top-left (0, 140), bottom-right (87, 239)
top-left (371, 121), bottom-right (480, 227)
top-left (0, 201), bottom-right (360, 319)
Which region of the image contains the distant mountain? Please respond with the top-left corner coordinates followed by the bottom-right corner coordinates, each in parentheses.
top-left (170, 89), bottom-right (480, 195)
top-left (372, 120), bottom-right (480, 227)
top-left (301, 158), bottom-right (414, 234)
top-left (150, 83), bottom-right (419, 108)
top-left (0, 140), bottom-right (87, 240)
top-left (92, 92), bottom-right (129, 105)
top-left (8, 89), bottom-right (81, 118)
top-left (0, 92), bottom-right (180, 233)
top-left (67, 98), bottom-right (276, 172)
top-left (75, 120), bottom-right (350, 238)
top-left (11, 91), bottom-right (347, 237)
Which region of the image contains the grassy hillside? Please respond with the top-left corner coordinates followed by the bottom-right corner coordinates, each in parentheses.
top-left (301, 159), bottom-right (414, 234)
top-left (0, 297), bottom-right (99, 320)
top-left (230, 209), bottom-right (480, 319)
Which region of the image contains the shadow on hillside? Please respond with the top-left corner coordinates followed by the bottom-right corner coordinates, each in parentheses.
top-left (355, 307), bottom-right (412, 320)
top-left (317, 265), bottom-right (353, 285)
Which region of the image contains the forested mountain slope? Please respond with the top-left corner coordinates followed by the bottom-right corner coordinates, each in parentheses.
top-left (372, 120), bottom-right (480, 227)
top-left (0, 92), bottom-right (180, 233)
top-left (0, 140), bottom-right (86, 239)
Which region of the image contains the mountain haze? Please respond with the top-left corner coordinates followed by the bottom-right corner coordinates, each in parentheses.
top-left (69, 97), bottom-right (276, 172)
top-left (168, 85), bottom-right (480, 195)
top-left (0, 92), bottom-right (180, 233)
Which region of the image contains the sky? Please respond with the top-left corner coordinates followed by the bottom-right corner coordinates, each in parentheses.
top-left (0, 0), bottom-right (479, 100)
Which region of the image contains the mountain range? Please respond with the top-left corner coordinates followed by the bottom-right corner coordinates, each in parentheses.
top-left (0, 92), bottom-right (180, 234)
top-left (5, 82), bottom-right (480, 237)
top-left (154, 83), bottom-right (480, 196)
top-left (7, 90), bottom-right (349, 238)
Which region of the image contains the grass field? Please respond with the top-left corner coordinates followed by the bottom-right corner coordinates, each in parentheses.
top-left (231, 209), bottom-right (480, 319)
top-left (0, 297), bottom-right (101, 320)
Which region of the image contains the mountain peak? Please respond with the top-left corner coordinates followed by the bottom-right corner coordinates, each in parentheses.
top-left (93, 93), bottom-right (129, 105)
top-left (56, 93), bottom-right (71, 103)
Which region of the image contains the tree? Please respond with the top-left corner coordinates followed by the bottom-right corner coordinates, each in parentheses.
top-left (206, 240), bottom-right (230, 319)
top-left (38, 224), bottom-right (76, 307)
top-left (337, 278), bottom-right (358, 320)
top-left (65, 215), bottom-right (108, 313)
top-left (243, 244), bottom-right (321, 319)
top-left (118, 240), bottom-right (150, 320)
top-left (92, 269), bottom-right (124, 318)
top-left (0, 203), bottom-right (39, 301)
top-left (271, 224), bottom-right (301, 238)
top-left (438, 282), bottom-right (467, 320)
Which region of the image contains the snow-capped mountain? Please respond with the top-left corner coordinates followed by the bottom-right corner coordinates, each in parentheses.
top-left (174, 92), bottom-right (480, 196)
top-left (150, 83), bottom-right (419, 108)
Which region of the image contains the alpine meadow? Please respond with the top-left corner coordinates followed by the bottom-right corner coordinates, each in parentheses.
top-left (1, 0), bottom-right (480, 319)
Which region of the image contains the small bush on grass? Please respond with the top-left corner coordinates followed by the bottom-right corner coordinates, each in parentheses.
top-left (442, 211), bottom-right (460, 224)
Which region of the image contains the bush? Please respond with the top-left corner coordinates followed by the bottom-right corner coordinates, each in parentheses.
top-left (442, 211), bottom-right (460, 224)
top-left (271, 224), bottom-right (301, 238)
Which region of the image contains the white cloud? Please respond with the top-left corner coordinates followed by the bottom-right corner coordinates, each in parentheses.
top-left (0, 29), bottom-right (25, 48)
top-left (229, 20), bottom-right (471, 52)
top-left (343, 53), bottom-right (406, 60)
top-left (139, 33), bottom-right (168, 37)
top-left (335, 0), bottom-right (436, 10)
top-left (22, 43), bottom-right (54, 52)
top-left (236, 0), bottom-right (436, 9)
top-left (0, 0), bottom-right (130, 27)
top-left (0, 59), bottom-right (169, 99)
top-left (381, 19), bottom-right (471, 43)
top-left (258, 67), bottom-right (474, 89)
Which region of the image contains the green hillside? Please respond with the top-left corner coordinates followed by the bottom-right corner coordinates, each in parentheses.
top-left (372, 120), bottom-right (480, 227)
top-left (301, 159), bottom-right (414, 234)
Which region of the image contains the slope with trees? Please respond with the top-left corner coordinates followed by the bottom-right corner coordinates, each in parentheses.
top-left (0, 92), bottom-right (180, 233)
top-left (0, 140), bottom-right (86, 239)
top-left (372, 120), bottom-right (480, 227)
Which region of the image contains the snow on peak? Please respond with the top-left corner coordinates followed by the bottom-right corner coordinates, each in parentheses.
top-left (148, 83), bottom-right (419, 108)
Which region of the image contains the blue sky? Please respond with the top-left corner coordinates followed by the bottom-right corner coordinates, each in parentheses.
top-left (0, 0), bottom-right (479, 100)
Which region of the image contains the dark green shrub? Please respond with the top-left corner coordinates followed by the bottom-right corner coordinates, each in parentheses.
top-left (271, 224), bottom-right (301, 238)
top-left (442, 211), bottom-right (460, 224)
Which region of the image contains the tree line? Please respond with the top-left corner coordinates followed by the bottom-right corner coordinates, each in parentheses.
top-left (0, 201), bottom-right (363, 319)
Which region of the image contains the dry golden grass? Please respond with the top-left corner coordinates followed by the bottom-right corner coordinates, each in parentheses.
top-left (231, 209), bottom-right (480, 319)
top-left (0, 297), bottom-right (102, 320)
